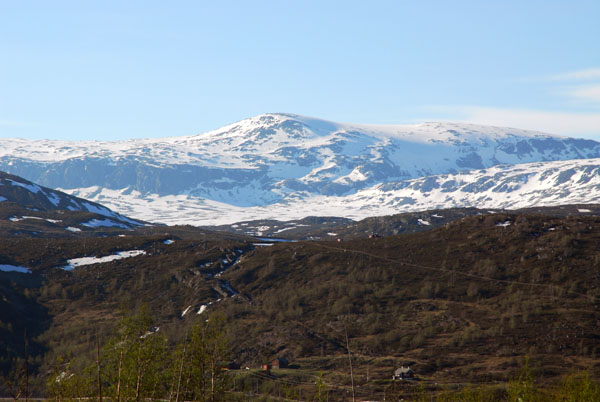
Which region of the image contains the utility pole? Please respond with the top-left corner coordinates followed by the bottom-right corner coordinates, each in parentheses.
top-left (175, 338), bottom-right (187, 402)
top-left (97, 336), bottom-right (102, 402)
top-left (24, 331), bottom-right (29, 402)
top-left (344, 324), bottom-right (356, 402)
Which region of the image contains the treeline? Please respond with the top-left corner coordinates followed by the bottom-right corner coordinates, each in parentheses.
top-left (3, 307), bottom-right (600, 401)
top-left (4, 308), bottom-right (231, 402)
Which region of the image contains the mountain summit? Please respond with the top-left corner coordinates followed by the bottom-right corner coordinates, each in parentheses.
top-left (1, 114), bottom-right (599, 224)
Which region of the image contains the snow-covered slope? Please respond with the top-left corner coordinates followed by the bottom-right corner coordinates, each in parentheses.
top-left (1, 113), bottom-right (599, 224)
top-left (66, 159), bottom-right (600, 226)
top-left (0, 171), bottom-right (144, 228)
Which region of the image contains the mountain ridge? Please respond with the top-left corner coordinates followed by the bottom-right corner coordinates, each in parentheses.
top-left (0, 171), bottom-right (145, 235)
top-left (1, 113), bottom-right (599, 224)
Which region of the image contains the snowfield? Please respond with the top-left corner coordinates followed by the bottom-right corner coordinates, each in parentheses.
top-left (59, 157), bottom-right (600, 225)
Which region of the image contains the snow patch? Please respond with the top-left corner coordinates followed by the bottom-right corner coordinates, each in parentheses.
top-left (61, 250), bottom-right (146, 270)
top-left (141, 326), bottom-right (160, 338)
top-left (47, 192), bottom-right (61, 206)
top-left (417, 219), bottom-right (431, 226)
top-left (181, 305), bottom-right (192, 318)
top-left (0, 264), bottom-right (32, 274)
top-left (82, 218), bottom-right (130, 229)
top-left (7, 179), bottom-right (42, 193)
top-left (66, 226), bottom-right (82, 232)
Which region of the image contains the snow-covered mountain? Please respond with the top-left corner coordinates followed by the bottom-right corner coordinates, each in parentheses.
top-left (1, 113), bottom-right (599, 224)
top-left (60, 158), bottom-right (600, 225)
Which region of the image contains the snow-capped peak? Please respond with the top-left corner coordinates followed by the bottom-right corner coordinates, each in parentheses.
top-left (0, 113), bottom-right (599, 225)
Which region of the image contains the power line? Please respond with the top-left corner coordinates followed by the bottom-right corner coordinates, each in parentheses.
top-left (312, 242), bottom-right (598, 303)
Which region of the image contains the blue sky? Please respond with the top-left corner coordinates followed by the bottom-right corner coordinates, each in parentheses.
top-left (1, 1), bottom-right (599, 140)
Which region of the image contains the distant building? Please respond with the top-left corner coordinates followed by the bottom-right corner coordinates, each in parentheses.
top-left (271, 357), bottom-right (289, 368)
top-left (393, 366), bottom-right (415, 380)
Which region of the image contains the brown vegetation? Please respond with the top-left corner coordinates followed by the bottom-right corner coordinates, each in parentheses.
top-left (1, 209), bottom-right (600, 399)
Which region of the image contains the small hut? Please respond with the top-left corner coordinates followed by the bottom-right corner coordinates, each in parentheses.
top-left (393, 366), bottom-right (415, 380)
top-left (271, 357), bottom-right (289, 369)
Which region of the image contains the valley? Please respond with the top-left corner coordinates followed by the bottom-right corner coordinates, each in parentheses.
top-left (1, 201), bottom-right (600, 400)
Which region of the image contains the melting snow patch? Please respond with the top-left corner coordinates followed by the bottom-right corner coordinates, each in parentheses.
top-left (275, 227), bottom-right (295, 233)
top-left (10, 216), bottom-right (52, 222)
top-left (197, 305), bottom-right (207, 314)
top-left (82, 218), bottom-right (129, 229)
top-left (82, 201), bottom-right (110, 215)
top-left (66, 226), bottom-right (82, 232)
top-left (0, 264), bottom-right (32, 274)
top-left (164, 239), bottom-right (174, 245)
top-left (7, 179), bottom-right (42, 193)
top-left (256, 237), bottom-right (295, 243)
top-left (61, 250), bottom-right (146, 270)
top-left (431, 214), bottom-right (443, 218)
top-left (417, 219), bottom-right (431, 226)
top-left (578, 209), bottom-right (592, 213)
top-left (141, 326), bottom-right (160, 338)
top-left (46, 219), bottom-right (62, 224)
top-left (0, 196), bottom-right (6, 202)
top-left (327, 232), bottom-right (337, 236)
top-left (181, 305), bottom-right (192, 317)
top-left (254, 225), bottom-right (271, 235)
top-left (253, 243), bottom-right (274, 247)
top-left (47, 192), bottom-right (61, 206)
top-left (496, 221), bottom-right (511, 227)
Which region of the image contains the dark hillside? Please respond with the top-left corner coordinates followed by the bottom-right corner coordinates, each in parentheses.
top-left (221, 213), bottom-right (600, 383)
top-left (0, 229), bottom-right (255, 393)
top-left (204, 204), bottom-right (600, 241)
top-left (1, 211), bottom-right (600, 397)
